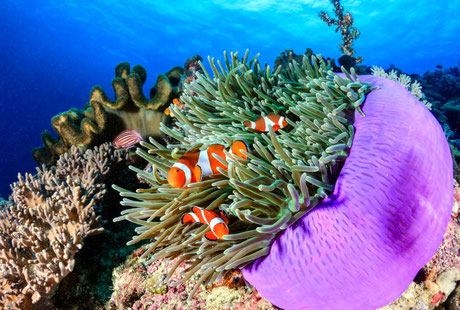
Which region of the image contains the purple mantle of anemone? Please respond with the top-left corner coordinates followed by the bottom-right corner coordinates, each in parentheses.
top-left (242, 75), bottom-right (453, 309)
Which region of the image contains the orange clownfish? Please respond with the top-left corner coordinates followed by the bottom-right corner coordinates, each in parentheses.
top-left (243, 114), bottom-right (288, 132)
top-left (181, 206), bottom-right (229, 240)
top-left (168, 140), bottom-right (249, 188)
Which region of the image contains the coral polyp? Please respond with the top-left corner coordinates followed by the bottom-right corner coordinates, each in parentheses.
top-left (113, 50), bottom-right (375, 297)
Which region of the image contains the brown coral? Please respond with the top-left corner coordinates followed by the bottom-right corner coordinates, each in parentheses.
top-left (33, 62), bottom-right (184, 166)
top-left (0, 143), bottom-right (128, 309)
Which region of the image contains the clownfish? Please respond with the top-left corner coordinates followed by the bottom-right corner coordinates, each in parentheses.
top-left (168, 140), bottom-right (249, 188)
top-left (243, 114), bottom-right (288, 132)
top-left (181, 206), bottom-right (229, 240)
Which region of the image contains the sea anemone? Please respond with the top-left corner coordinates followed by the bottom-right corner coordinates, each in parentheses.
top-left (242, 75), bottom-right (453, 309)
top-left (113, 50), bottom-right (377, 298)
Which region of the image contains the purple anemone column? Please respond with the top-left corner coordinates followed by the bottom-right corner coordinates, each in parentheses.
top-left (242, 75), bottom-right (453, 309)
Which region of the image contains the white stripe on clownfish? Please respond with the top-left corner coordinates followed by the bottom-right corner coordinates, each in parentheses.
top-left (172, 162), bottom-right (192, 187)
top-left (278, 116), bottom-right (286, 128)
top-left (197, 149), bottom-right (213, 177)
top-left (198, 208), bottom-right (209, 225)
top-left (188, 211), bottom-right (200, 223)
top-left (209, 217), bottom-right (226, 231)
top-left (264, 116), bottom-right (277, 131)
top-left (247, 120), bottom-right (256, 129)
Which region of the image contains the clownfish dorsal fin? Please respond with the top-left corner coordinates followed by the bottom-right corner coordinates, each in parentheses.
top-left (193, 165), bottom-right (202, 182)
top-left (220, 211), bottom-right (229, 225)
top-left (205, 230), bottom-right (218, 241)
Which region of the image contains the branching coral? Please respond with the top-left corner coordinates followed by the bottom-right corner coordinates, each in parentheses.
top-left (113, 50), bottom-right (375, 297)
top-left (33, 63), bottom-right (183, 166)
top-left (0, 144), bottom-right (128, 309)
top-left (319, 0), bottom-right (360, 56)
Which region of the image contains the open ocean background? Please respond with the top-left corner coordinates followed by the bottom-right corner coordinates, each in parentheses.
top-left (1, 0), bottom-right (459, 198)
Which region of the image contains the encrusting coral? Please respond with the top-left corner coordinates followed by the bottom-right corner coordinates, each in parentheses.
top-left (33, 62), bottom-right (184, 166)
top-left (113, 50), bottom-right (375, 298)
top-left (0, 143), bottom-right (128, 309)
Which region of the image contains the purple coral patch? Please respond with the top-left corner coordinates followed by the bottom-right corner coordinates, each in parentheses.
top-left (242, 75), bottom-right (453, 309)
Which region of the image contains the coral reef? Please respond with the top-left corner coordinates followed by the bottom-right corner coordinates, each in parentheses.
top-left (319, 0), bottom-right (360, 56)
top-left (371, 66), bottom-right (432, 109)
top-left (33, 62), bottom-right (184, 166)
top-left (419, 64), bottom-right (460, 138)
top-left (242, 75), bottom-right (453, 309)
top-left (107, 245), bottom-right (277, 310)
top-left (0, 143), bottom-right (128, 309)
top-left (113, 50), bottom-right (375, 300)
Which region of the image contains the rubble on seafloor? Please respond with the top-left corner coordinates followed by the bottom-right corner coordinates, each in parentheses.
top-left (106, 246), bottom-right (278, 310)
top-left (105, 182), bottom-right (459, 310)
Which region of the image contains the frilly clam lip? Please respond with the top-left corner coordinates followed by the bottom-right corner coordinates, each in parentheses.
top-left (242, 75), bottom-right (454, 310)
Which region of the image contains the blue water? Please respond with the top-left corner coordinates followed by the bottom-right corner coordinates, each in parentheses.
top-left (1, 0), bottom-right (459, 197)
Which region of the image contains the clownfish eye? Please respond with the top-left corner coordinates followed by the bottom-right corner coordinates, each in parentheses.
top-left (176, 169), bottom-right (180, 173)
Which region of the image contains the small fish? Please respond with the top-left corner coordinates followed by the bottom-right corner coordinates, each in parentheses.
top-left (181, 206), bottom-right (229, 240)
top-left (113, 129), bottom-right (144, 149)
top-left (173, 98), bottom-right (186, 109)
top-left (168, 140), bottom-right (249, 188)
top-left (164, 107), bottom-right (172, 116)
top-left (243, 114), bottom-right (288, 132)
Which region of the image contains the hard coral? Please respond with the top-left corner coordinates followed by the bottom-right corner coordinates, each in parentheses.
top-left (33, 62), bottom-right (183, 166)
top-left (242, 76), bottom-right (453, 309)
top-left (0, 143), bottom-right (128, 309)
